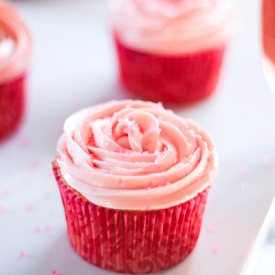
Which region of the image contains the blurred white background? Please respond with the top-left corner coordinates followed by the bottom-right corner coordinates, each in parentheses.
top-left (0, 0), bottom-right (274, 274)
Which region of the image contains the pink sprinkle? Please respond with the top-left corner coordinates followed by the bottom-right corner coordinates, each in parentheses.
top-left (207, 225), bottom-right (215, 233)
top-left (0, 188), bottom-right (9, 196)
top-left (47, 232), bottom-right (52, 237)
top-left (179, 126), bottom-right (186, 133)
top-left (270, 160), bottom-right (275, 170)
top-left (45, 224), bottom-right (52, 231)
top-left (119, 180), bottom-right (125, 188)
top-left (52, 270), bottom-right (58, 275)
top-left (26, 205), bottom-right (33, 211)
top-left (34, 227), bottom-right (41, 233)
top-left (44, 192), bottom-right (51, 199)
top-left (239, 166), bottom-right (249, 176)
top-left (30, 161), bottom-right (41, 170)
top-left (112, 132), bottom-right (117, 140)
top-left (19, 251), bottom-right (26, 258)
top-left (103, 141), bottom-right (109, 147)
top-left (144, 205), bottom-right (149, 210)
top-left (262, 154), bottom-right (272, 166)
top-left (146, 181), bottom-right (153, 189)
top-left (19, 137), bottom-right (31, 148)
top-left (157, 116), bottom-right (163, 122)
top-left (0, 206), bottom-right (5, 213)
top-left (187, 130), bottom-right (194, 138)
top-left (212, 245), bottom-right (219, 253)
top-left (114, 147), bottom-right (120, 153)
top-left (123, 127), bottom-right (129, 134)
top-left (157, 102), bottom-right (163, 108)
top-left (23, 178), bottom-right (32, 185)
top-left (155, 174), bottom-right (167, 184)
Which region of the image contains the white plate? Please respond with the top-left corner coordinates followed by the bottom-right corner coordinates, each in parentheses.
top-left (1, 0), bottom-right (275, 274)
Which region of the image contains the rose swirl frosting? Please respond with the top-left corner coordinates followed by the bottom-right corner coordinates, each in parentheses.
top-left (57, 100), bottom-right (218, 210)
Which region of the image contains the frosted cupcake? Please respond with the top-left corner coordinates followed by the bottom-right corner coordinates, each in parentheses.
top-left (52, 100), bottom-right (218, 273)
top-left (0, 1), bottom-right (32, 141)
top-left (110, 0), bottom-right (237, 103)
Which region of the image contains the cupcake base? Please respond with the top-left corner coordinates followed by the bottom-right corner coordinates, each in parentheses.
top-left (0, 73), bottom-right (27, 141)
top-left (53, 159), bottom-right (210, 274)
top-left (114, 36), bottom-right (226, 104)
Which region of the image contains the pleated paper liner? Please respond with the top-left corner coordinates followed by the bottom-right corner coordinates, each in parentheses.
top-left (114, 35), bottom-right (226, 104)
top-left (53, 159), bottom-right (210, 274)
top-left (0, 73), bottom-right (27, 141)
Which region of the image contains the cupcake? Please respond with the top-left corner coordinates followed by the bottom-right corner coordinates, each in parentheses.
top-left (52, 100), bottom-right (218, 273)
top-left (0, 1), bottom-right (32, 141)
top-left (109, 0), bottom-right (238, 103)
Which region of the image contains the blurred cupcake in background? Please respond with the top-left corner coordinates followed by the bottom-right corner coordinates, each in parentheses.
top-left (110, 0), bottom-right (238, 104)
top-left (0, 0), bottom-right (32, 141)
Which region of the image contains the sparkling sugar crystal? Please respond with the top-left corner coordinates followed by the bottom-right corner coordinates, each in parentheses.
top-left (119, 179), bottom-right (125, 187)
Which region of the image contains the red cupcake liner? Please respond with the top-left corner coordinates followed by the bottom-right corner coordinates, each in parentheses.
top-left (114, 36), bottom-right (226, 104)
top-left (0, 73), bottom-right (27, 141)
top-left (53, 159), bottom-right (210, 274)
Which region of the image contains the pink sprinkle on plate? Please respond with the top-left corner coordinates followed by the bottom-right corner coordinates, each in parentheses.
top-left (19, 251), bottom-right (26, 258)
top-left (34, 227), bottom-right (41, 233)
top-left (212, 245), bottom-right (220, 253)
top-left (207, 225), bottom-right (215, 233)
top-left (26, 205), bottom-right (33, 211)
top-left (0, 206), bottom-right (5, 213)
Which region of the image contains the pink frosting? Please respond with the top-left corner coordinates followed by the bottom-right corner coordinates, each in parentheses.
top-left (110, 0), bottom-right (238, 55)
top-left (0, 1), bottom-right (32, 84)
top-left (57, 100), bottom-right (218, 210)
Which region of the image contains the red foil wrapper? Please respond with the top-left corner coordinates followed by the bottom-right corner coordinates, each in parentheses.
top-left (114, 36), bottom-right (226, 104)
top-left (0, 73), bottom-right (26, 141)
top-left (53, 160), bottom-right (210, 274)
